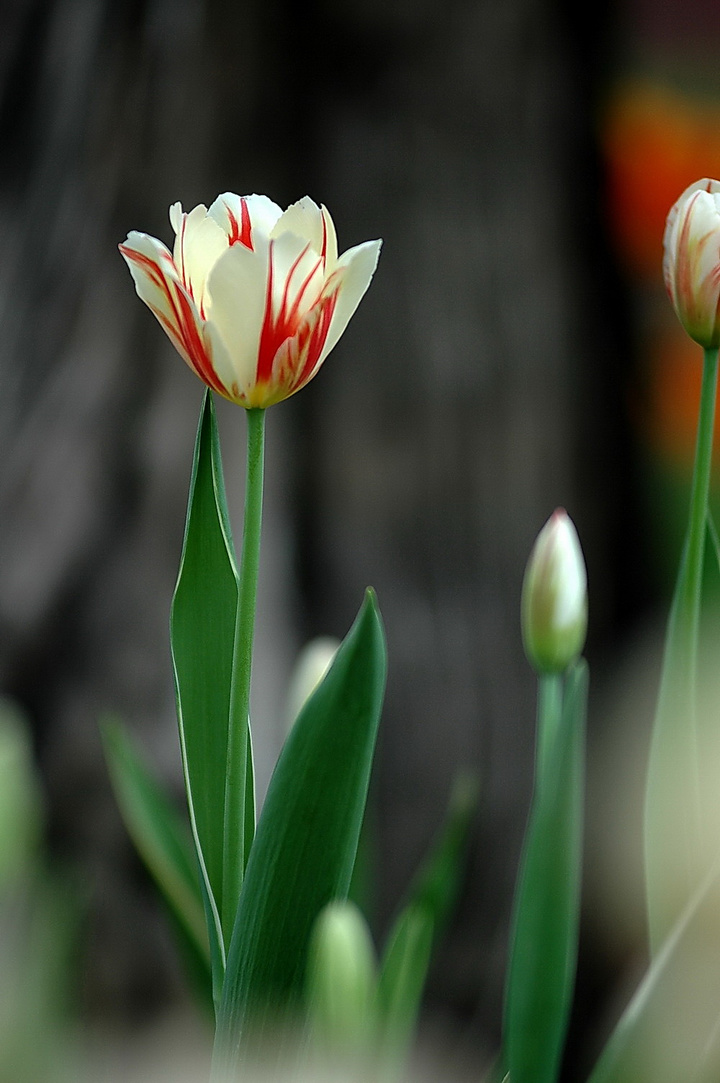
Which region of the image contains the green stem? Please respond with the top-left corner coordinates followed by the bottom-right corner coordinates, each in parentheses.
top-left (222, 407), bottom-right (266, 946)
top-left (645, 345), bottom-right (718, 955)
top-left (678, 346), bottom-right (718, 678)
top-left (536, 674), bottom-right (563, 792)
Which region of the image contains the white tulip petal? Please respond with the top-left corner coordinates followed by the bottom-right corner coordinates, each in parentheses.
top-left (201, 320), bottom-right (246, 402)
top-left (169, 202), bottom-right (186, 235)
top-left (321, 205), bottom-right (339, 268)
top-left (272, 197), bottom-right (325, 251)
top-left (271, 200), bottom-right (338, 266)
top-left (120, 230), bottom-right (229, 394)
top-left (208, 192), bottom-right (283, 250)
top-left (267, 229), bottom-right (325, 324)
top-left (205, 241), bottom-right (269, 390)
top-left (319, 239), bottom-right (382, 363)
top-left (120, 230), bottom-right (191, 351)
top-left (687, 193), bottom-right (720, 281)
top-left (171, 205), bottom-right (228, 317)
top-left (549, 516), bottom-right (587, 630)
top-left (168, 200), bottom-right (209, 237)
top-left (121, 230), bottom-right (177, 304)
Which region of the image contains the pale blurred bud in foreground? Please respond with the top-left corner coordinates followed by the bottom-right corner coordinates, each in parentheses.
top-left (306, 900), bottom-right (377, 1057)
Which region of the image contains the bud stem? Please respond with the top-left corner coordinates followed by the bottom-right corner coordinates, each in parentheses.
top-left (536, 674), bottom-right (563, 794)
top-left (502, 663), bottom-right (587, 1083)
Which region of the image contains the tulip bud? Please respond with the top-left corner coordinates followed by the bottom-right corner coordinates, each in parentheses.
top-left (522, 509), bottom-right (587, 674)
top-left (663, 178), bottom-right (720, 348)
top-left (285, 636), bottom-right (340, 730)
top-left (306, 900), bottom-right (377, 1054)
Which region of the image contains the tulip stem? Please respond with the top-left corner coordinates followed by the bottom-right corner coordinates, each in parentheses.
top-left (536, 674), bottom-right (563, 793)
top-left (222, 406), bottom-right (266, 947)
top-left (645, 345), bottom-right (718, 956)
top-left (682, 347), bottom-right (718, 666)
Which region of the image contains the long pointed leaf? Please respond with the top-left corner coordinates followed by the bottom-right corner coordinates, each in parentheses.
top-left (376, 904), bottom-right (433, 1078)
top-left (503, 659), bottom-right (588, 1083)
top-left (101, 718), bottom-right (209, 965)
top-left (215, 589), bottom-right (386, 1068)
top-left (374, 772), bottom-right (477, 1076)
top-left (170, 391), bottom-right (253, 1000)
top-left (402, 771), bottom-right (478, 936)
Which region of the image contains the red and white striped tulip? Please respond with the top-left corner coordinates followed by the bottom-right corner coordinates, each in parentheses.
top-left (120, 194), bottom-right (381, 408)
top-left (664, 178), bottom-right (720, 349)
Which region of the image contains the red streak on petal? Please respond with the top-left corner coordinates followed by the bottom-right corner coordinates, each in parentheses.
top-left (226, 205), bottom-right (240, 245)
top-left (255, 241), bottom-right (323, 387)
top-left (256, 243), bottom-right (278, 384)
top-left (285, 249), bottom-right (322, 328)
top-left (225, 198), bottom-right (254, 250)
top-left (120, 244), bottom-right (226, 395)
top-left (240, 198), bottom-right (253, 249)
top-left (292, 288), bottom-right (339, 390)
top-left (255, 284), bottom-right (340, 407)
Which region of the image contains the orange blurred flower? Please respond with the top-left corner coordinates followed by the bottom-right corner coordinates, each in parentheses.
top-left (603, 81), bottom-right (720, 278)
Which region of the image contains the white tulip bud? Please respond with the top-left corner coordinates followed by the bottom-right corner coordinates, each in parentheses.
top-left (522, 509), bottom-right (587, 674)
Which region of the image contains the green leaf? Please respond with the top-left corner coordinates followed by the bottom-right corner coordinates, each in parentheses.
top-left (101, 718), bottom-right (210, 983)
top-left (503, 659), bottom-right (588, 1083)
top-left (372, 771), bottom-right (478, 1077)
top-left (587, 856), bottom-right (720, 1083)
top-left (171, 390), bottom-right (253, 1001)
top-left (403, 770), bottom-right (478, 936)
top-left (376, 903), bottom-right (433, 1078)
top-left (215, 589), bottom-right (386, 1068)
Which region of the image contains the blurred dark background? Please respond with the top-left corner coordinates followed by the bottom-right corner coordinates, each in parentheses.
top-left (3, 0), bottom-right (720, 1077)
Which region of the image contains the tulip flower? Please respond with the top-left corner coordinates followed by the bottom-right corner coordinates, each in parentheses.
top-left (663, 178), bottom-right (720, 348)
top-left (522, 509), bottom-right (587, 675)
top-left (120, 193), bottom-right (381, 408)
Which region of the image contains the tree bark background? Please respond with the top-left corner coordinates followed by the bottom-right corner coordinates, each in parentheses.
top-left (0, 0), bottom-right (636, 1071)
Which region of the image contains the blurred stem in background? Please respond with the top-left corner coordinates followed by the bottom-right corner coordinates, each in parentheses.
top-left (645, 342), bottom-right (719, 958)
